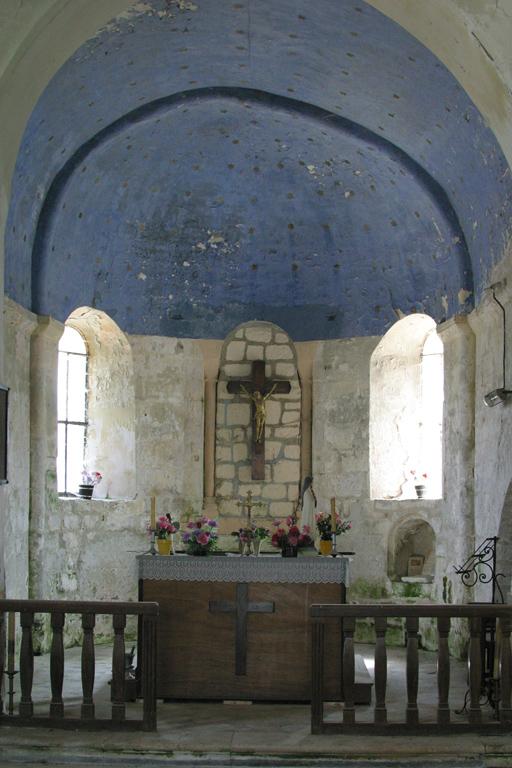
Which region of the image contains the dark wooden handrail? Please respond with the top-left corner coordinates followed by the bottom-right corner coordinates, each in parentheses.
top-left (311, 602), bottom-right (512, 734)
top-left (311, 604), bottom-right (512, 618)
top-left (0, 599), bottom-right (157, 615)
top-left (0, 598), bottom-right (158, 731)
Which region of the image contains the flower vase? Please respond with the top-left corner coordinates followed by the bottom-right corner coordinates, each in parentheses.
top-left (319, 539), bottom-right (333, 556)
top-left (156, 538), bottom-right (172, 556)
top-left (281, 545), bottom-right (298, 558)
top-left (77, 484), bottom-right (94, 499)
top-left (253, 539), bottom-right (261, 556)
top-left (188, 544), bottom-right (209, 556)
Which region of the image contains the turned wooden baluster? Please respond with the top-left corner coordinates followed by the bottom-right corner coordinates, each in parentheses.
top-left (405, 616), bottom-right (419, 725)
top-left (19, 612), bottom-right (34, 717)
top-left (374, 616), bottom-right (387, 724)
top-left (50, 612), bottom-right (65, 718)
top-left (499, 615), bottom-right (512, 725)
top-left (81, 613), bottom-right (96, 720)
top-left (342, 616), bottom-right (356, 725)
top-left (437, 616), bottom-right (451, 725)
top-left (469, 616), bottom-right (482, 725)
top-left (111, 613), bottom-right (126, 722)
top-left (141, 611), bottom-right (158, 732)
top-left (311, 621), bottom-right (325, 734)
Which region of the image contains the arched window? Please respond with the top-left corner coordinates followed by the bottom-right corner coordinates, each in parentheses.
top-left (57, 308), bottom-right (137, 500)
top-left (57, 326), bottom-right (88, 494)
top-left (370, 314), bottom-right (444, 500)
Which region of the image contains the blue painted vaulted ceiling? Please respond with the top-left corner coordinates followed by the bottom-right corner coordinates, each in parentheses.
top-left (5, 0), bottom-right (512, 340)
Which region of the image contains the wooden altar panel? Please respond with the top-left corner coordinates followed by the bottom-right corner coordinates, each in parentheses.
top-left (142, 579), bottom-right (343, 701)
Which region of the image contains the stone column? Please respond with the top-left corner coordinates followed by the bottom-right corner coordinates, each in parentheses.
top-left (2, 300), bottom-right (37, 599)
top-left (197, 340), bottom-right (222, 516)
top-left (437, 315), bottom-right (475, 601)
top-left (296, 341), bottom-right (318, 483)
top-left (29, 315), bottom-right (63, 599)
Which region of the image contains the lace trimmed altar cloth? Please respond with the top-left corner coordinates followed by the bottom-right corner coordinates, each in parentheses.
top-left (137, 552), bottom-right (350, 584)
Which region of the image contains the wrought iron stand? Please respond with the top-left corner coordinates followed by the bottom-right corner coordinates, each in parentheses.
top-left (454, 536), bottom-right (505, 716)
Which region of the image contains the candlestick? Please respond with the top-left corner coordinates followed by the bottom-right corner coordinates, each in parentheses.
top-left (330, 497), bottom-right (336, 533)
top-left (150, 496), bottom-right (156, 530)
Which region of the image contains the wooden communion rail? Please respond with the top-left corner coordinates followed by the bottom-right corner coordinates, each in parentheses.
top-left (311, 603), bottom-right (512, 734)
top-left (0, 599), bottom-right (158, 731)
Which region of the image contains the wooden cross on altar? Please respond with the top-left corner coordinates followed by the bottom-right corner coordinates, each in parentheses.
top-left (209, 583), bottom-right (275, 675)
top-left (227, 360), bottom-right (291, 480)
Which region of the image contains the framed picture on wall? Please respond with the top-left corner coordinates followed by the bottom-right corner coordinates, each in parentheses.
top-left (0, 385), bottom-right (8, 484)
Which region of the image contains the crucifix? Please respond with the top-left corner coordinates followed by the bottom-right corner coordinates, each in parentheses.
top-left (227, 360), bottom-right (291, 480)
top-left (237, 490), bottom-right (265, 526)
top-left (209, 583), bottom-right (275, 675)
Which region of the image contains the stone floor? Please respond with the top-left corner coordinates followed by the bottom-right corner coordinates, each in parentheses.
top-left (1, 643), bottom-right (511, 767)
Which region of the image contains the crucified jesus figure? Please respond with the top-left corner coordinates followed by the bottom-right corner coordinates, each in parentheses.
top-left (240, 383), bottom-right (277, 443)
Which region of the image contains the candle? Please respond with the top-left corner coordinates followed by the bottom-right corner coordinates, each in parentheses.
top-left (150, 496), bottom-right (156, 530)
top-left (7, 612), bottom-right (15, 675)
top-left (330, 497), bottom-right (336, 534)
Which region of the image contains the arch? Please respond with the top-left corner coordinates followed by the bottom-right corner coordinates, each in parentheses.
top-left (65, 306), bottom-right (136, 500)
top-left (370, 314), bottom-right (443, 500)
top-left (388, 514), bottom-right (436, 581)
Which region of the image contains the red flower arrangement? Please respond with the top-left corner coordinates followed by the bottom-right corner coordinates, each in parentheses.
top-left (270, 517), bottom-right (314, 551)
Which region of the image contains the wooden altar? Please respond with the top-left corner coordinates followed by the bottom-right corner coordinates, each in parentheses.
top-left (137, 553), bottom-right (354, 702)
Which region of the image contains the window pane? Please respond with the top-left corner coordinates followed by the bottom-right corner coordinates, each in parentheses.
top-left (59, 326), bottom-right (86, 354)
top-left (66, 354), bottom-right (87, 422)
top-left (66, 424), bottom-right (86, 494)
top-left (57, 352), bottom-right (68, 420)
top-left (57, 423), bottom-right (66, 494)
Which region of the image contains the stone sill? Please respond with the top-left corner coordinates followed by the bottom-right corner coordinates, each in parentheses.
top-left (398, 575), bottom-right (434, 584)
top-left (58, 495), bottom-right (134, 503)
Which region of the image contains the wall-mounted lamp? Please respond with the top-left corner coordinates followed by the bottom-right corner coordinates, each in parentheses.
top-left (483, 388), bottom-right (512, 408)
top-left (484, 287), bottom-right (510, 407)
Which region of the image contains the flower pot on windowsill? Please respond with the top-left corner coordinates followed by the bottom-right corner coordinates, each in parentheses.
top-left (414, 484), bottom-right (426, 499)
top-left (77, 484), bottom-right (94, 499)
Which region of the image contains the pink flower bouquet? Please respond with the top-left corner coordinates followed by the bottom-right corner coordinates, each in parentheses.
top-left (182, 516), bottom-right (218, 555)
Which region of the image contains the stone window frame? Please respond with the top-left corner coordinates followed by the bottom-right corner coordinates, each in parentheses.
top-left (60, 307), bottom-right (137, 501)
top-left (369, 313), bottom-right (444, 501)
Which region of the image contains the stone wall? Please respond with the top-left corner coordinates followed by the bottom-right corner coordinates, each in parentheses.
top-left (2, 299), bottom-right (37, 599)
top-left (470, 248), bottom-right (512, 602)
top-left (215, 322), bottom-right (301, 522)
top-left (3, 305), bottom-right (204, 648)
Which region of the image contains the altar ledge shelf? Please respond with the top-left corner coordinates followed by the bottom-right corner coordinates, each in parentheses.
top-left (137, 554), bottom-right (354, 703)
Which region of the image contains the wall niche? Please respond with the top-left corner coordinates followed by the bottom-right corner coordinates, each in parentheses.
top-left (388, 516), bottom-right (436, 583)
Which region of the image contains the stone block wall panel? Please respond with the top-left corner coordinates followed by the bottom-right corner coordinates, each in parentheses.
top-left (215, 321), bottom-right (301, 520)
